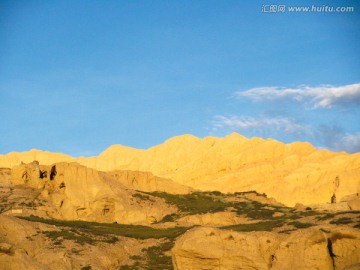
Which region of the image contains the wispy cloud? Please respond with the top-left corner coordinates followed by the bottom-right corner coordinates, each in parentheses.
top-left (212, 116), bottom-right (360, 153)
top-left (338, 133), bottom-right (360, 153)
top-left (318, 126), bottom-right (360, 153)
top-left (213, 115), bottom-right (313, 135)
top-left (236, 83), bottom-right (360, 109)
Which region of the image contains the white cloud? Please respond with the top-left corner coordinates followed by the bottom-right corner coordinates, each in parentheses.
top-left (213, 115), bottom-right (312, 135)
top-left (236, 83), bottom-right (360, 109)
top-left (334, 133), bottom-right (360, 153)
top-left (212, 116), bottom-right (360, 153)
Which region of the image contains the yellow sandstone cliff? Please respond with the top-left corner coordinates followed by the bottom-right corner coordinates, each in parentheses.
top-left (1, 133), bottom-right (359, 206)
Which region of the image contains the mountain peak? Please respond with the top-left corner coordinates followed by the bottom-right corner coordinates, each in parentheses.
top-left (0, 133), bottom-right (359, 207)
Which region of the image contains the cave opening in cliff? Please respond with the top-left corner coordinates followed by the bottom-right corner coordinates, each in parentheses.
top-left (50, 166), bottom-right (57, 180)
top-left (103, 206), bottom-right (110, 215)
top-left (39, 170), bottom-right (47, 179)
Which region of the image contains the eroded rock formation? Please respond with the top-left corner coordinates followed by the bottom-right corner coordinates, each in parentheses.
top-left (8, 162), bottom-right (177, 224)
top-left (172, 226), bottom-right (360, 270)
top-left (1, 133), bottom-right (359, 206)
top-left (0, 215), bottom-right (155, 270)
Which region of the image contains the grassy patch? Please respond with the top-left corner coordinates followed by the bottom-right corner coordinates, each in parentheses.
top-left (43, 230), bottom-right (95, 245)
top-left (120, 241), bottom-right (174, 270)
top-left (337, 210), bottom-right (360, 215)
top-left (142, 241), bottom-right (174, 270)
top-left (149, 191), bottom-right (312, 223)
top-left (298, 210), bottom-right (319, 217)
top-left (278, 229), bottom-right (297, 234)
top-left (330, 217), bottom-right (353, 225)
top-left (221, 220), bottom-right (285, 232)
top-left (149, 191), bottom-right (281, 221)
top-left (119, 265), bottom-right (134, 270)
top-left (18, 215), bottom-right (189, 240)
top-left (245, 208), bottom-right (277, 220)
top-left (288, 214), bottom-right (302, 220)
top-left (104, 236), bottom-right (119, 243)
top-left (288, 221), bottom-right (314, 229)
top-left (147, 191), bottom-right (229, 215)
top-left (234, 191), bottom-right (267, 197)
top-left (317, 213), bottom-right (336, 221)
top-left (158, 213), bottom-right (181, 223)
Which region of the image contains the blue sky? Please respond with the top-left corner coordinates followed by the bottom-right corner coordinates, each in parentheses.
top-left (0, 0), bottom-right (359, 156)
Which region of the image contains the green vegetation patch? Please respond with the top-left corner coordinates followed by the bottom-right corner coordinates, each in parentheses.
top-left (288, 214), bottom-right (302, 220)
top-left (297, 210), bottom-right (319, 217)
top-left (147, 191), bottom-right (229, 215)
top-left (120, 241), bottom-right (174, 270)
top-left (43, 230), bottom-right (95, 245)
top-left (278, 229), bottom-right (297, 234)
top-left (148, 191), bottom-right (279, 221)
top-left (18, 215), bottom-right (189, 240)
top-left (158, 213), bottom-right (181, 223)
top-left (233, 191), bottom-right (267, 197)
top-left (244, 208), bottom-right (277, 220)
top-left (337, 210), bottom-right (360, 215)
top-left (288, 221), bottom-right (314, 229)
top-left (149, 191), bottom-right (317, 223)
top-left (317, 213), bottom-right (336, 221)
top-left (330, 217), bottom-right (353, 225)
top-left (221, 220), bottom-right (285, 232)
top-left (142, 241), bottom-right (174, 270)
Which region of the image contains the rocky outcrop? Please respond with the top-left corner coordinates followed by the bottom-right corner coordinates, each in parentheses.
top-left (172, 226), bottom-right (360, 270)
top-left (177, 212), bottom-right (256, 226)
top-left (341, 193), bottom-right (360, 211)
top-left (1, 133), bottom-right (359, 206)
top-left (172, 227), bottom-right (280, 270)
top-left (8, 162), bottom-right (176, 224)
top-left (330, 228), bottom-right (360, 270)
top-left (0, 215), bottom-right (154, 270)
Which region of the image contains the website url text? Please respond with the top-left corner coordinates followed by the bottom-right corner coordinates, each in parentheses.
top-left (261, 5), bottom-right (355, 13)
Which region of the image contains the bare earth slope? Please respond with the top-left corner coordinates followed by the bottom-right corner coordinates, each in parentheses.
top-left (1, 133), bottom-right (359, 206)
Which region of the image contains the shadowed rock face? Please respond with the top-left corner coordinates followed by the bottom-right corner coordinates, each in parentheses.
top-left (7, 162), bottom-right (177, 224)
top-left (0, 133), bottom-right (359, 206)
top-left (172, 227), bottom-right (360, 270)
